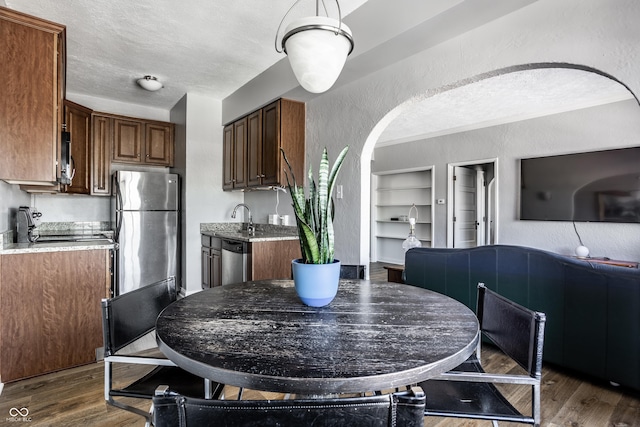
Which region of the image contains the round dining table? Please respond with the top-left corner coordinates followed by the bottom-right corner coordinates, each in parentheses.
top-left (156, 279), bottom-right (479, 395)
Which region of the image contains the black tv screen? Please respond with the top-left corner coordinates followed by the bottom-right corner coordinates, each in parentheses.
top-left (520, 147), bottom-right (640, 223)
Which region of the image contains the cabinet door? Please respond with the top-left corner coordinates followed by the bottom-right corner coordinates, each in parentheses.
top-left (247, 110), bottom-right (263, 187)
top-left (113, 118), bottom-right (143, 163)
top-left (261, 100), bottom-right (281, 186)
top-left (145, 122), bottom-right (174, 166)
top-left (233, 117), bottom-right (248, 189)
top-left (0, 250), bottom-right (110, 382)
top-left (0, 9), bottom-right (65, 184)
top-left (64, 101), bottom-right (92, 194)
top-left (211, 249), bottom-right (222, 287)
top-left (91, 114), bottom-right (112, 195)
top-left (202, 247), bottom-right (212, 289)
top-left (223, 124), bottom-right (234, 190)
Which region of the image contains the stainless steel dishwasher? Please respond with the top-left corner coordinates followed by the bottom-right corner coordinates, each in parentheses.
top-left (221, 239), bottom-right (248, 286)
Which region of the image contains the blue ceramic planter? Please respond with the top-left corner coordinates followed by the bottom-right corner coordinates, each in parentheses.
top-left (291, 259), bottom-right (341, 307)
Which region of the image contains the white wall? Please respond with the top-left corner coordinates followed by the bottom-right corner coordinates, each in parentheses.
top-left (0, 181), bottom-right (29, 232)
top-left (171, 93), bottom-right (243, 294)
top-left (297, 0), bottom-right (640, 266)
top-left (373, 99), bottom-right (640, 261)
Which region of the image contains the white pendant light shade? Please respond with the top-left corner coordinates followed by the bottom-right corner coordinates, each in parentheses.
top-left (283, 16), bottom-right (353, 93)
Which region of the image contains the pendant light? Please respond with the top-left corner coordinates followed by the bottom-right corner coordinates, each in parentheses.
top-left (276, 0), bottom-right (354, 93)
top-left (137, 75), bottom-right (163, 91)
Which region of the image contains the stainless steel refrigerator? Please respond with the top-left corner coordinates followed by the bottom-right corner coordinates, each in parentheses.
top-left (112, 171), bottom-right (180, 295)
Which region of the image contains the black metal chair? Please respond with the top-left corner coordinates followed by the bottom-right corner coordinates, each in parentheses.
top-left (152, 385), bottom-right (425, 427)
top-left (419, 282), bottom-right (546, 426)
top-left (102, 277), bottom-right (223, 426)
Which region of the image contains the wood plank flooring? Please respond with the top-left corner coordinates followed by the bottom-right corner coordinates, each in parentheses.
top-left (1, 264), bottom-right (638, 426)
top-left (1, 345), bottom-right (639, 426)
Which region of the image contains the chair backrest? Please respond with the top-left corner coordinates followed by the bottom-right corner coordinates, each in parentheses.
top-left (153, 386), bottom-right (426, 427)
top-left (477, 283), bottom-right (546, 379)
top-left (102, 277), bottom-right (177, 356)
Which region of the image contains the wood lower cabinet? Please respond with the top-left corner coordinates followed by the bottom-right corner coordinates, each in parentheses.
top-left (249, 240), bottom-right (301, 281)
top-left (0, 7), bottom-right (66, 185)
top-left (201, 234), bottom-right (300, 286)
top-left (0, 249), bottom-right (111, 383)
top-left (202, 235), bottom-right (222, 289)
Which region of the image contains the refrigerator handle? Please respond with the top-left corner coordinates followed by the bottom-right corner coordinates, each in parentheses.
top-left (114, 178), bottom-right (123, 243)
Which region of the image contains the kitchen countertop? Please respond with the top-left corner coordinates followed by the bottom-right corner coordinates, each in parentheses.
top-left (201, 222), bottom-right (299, 243)
top-left (1, 239), bottom-right (116, 255)
top-left (0, 222), bottom-right (116, 254)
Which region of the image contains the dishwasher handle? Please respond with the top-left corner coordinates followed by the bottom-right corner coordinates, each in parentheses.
top-left (222, 239), bottom-right (247, 253)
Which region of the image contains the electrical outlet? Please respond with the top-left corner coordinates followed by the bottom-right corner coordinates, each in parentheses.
top-left (336, 185), bottom-right (343, 199)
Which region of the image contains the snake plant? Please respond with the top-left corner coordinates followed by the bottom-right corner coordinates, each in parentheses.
top-left (282, 146), bottom-right (349, 264)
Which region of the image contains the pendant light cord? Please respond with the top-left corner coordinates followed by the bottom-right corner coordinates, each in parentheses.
top-left (572, 221), bottom-right (585, 246)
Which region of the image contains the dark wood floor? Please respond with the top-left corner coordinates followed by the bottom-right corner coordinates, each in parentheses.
top-left (1, 265), bottom-right (638, 426)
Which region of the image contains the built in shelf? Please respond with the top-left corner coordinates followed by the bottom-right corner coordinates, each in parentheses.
top-left (372, 168), bottom-right (434, 264)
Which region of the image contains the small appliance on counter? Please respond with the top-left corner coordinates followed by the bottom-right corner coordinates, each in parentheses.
top-left (16, 206), bottom-right (42, 243)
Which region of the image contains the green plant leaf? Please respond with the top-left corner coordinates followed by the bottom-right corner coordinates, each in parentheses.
top-left (281, 146), bottom-right (349, 264)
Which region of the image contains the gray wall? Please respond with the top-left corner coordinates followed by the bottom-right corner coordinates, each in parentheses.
top-left (373, 99), bottom-right (640, 261)
top-left (294, 0), bottom-right (640, 266)
top-left (170, 93), bottom-right (243, 294)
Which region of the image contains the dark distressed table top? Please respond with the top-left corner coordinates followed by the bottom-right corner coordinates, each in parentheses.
top-left (156, 279), bottom-right (479, 394)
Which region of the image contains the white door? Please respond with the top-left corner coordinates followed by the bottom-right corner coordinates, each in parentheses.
top-left (453, 166), bottom-right (478, 248)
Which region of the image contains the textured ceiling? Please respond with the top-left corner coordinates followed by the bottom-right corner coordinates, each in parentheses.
top-left (5, 0), bottom-right (368, 109)
top-left (378, 68), bottom-right (635, 144)
top-left (5, 1), bottom-right (634, 142)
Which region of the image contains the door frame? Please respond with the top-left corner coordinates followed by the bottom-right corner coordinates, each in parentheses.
top-left (446, 158), bottom-right (498, 248)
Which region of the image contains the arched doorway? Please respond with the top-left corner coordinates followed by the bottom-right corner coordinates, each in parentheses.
top-left (360, 63), bottom-right (638, 276)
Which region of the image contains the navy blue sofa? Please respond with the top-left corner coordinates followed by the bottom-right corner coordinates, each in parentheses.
top-left (404, 245), bottom-right (640, 392)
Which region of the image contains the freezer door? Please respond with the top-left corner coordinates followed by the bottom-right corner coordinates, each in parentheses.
top-left (115, 171), bottom-right (179, 211)
top-left (116, 211), bottom-right (179, 294)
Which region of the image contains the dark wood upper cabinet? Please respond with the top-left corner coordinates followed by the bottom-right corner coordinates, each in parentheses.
top-left (113, 118), bottom-right (143, 163)
top-left (91, 114), bottom-right (112, 195)
top-left (223, 124), bottom-right (234, 190)
top-left (224, 98), bottom-right (305, 191)
top-left (247, 110), bottom-right (263, 187)
top-left (64, 100), bottom-right (92, 194)
top-left (223, 117), bottom-right (248, 190)
top-left (0, 7), bottom-right (66, 185)
top-left (145, 122), bottom-right (174, 166)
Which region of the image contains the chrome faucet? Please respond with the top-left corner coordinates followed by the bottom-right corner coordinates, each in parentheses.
top-left (231, 203), bottom-right (254, 235)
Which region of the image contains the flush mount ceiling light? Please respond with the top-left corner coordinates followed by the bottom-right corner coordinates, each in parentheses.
top-left (275, 0), bottom-right (354, 93)
top-left (137, 75), bottom-right (163, 91)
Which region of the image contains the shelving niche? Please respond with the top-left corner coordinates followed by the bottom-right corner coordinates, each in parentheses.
top-left (372, 168), bottom-right (433, 265)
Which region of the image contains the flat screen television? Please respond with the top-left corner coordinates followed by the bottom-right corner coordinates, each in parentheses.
top-left (520, 147), bottom-right (640, 223)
